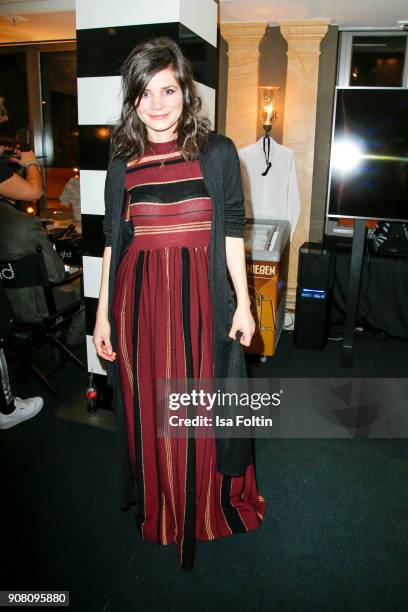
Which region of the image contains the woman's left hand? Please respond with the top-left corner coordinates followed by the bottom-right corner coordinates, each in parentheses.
top-left (229, 303), bottom-right (256, 347)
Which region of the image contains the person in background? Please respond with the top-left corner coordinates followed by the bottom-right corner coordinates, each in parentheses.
top-left (0, 146), bottom-right (42, 199)
top-left (0, 152), bottom-right (43, 429)
top-left (1, 146), bottom-right (85, 344)
top-left (0, 150), bottom-right (66, 322)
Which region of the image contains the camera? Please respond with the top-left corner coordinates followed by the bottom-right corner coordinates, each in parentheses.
top-left (0, 143), bottom-right (27, 179)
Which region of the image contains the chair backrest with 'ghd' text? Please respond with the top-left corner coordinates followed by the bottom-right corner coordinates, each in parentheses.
top-left (0, 246), bottom-right (86, 395)
top-left (0, 246), bottom-right (56, 315)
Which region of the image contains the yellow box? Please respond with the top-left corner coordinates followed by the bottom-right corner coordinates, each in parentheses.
top-left (245, 245), bottom-right (289, 357)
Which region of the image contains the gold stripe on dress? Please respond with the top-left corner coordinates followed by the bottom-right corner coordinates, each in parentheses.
top-left (134, 221), bottom-right (211, 236)
top-left (163, 247), bottom-right (178, 540)
top-left (127, 150), bottom-right (182, 168)
top-left (136, 221), bottom-right (211, 230)
top-left (120, 280), bottom-right (133, 394)
top-left (136, 258), bottom-right (148, 538)
top-left (161, 492), bottom-right (167, 544)
top-left (205, 453), bottom-right (215, 540)
top-left (128, 176), bottom-right (203, 189)
top-left (179, 251), bottom-right (187, 562)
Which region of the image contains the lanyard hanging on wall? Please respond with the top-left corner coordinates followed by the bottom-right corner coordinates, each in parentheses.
top-left (262, 136), bottom-right (272, 176)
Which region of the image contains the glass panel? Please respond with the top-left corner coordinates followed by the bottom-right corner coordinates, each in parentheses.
top-left (0, 52), bottom-right (34, 213)
top-left (0, 52), bottom-right (29, 144)
top-left (350, 36), bottom-right (406, 87)
top-left (40, 50), bottom-right (79, 222)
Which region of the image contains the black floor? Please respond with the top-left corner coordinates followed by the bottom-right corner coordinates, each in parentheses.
top-left (1, 331), bottom-right (408, 611)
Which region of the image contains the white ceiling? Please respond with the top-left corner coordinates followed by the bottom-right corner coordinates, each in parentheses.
top-left (220, 0), bottom-right (408, 27)
top-left (0, 0), bottom-right (74, 13)
top-left (0, 0), bottom-right (407, 44)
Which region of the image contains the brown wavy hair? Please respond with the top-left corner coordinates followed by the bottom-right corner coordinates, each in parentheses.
top-left (109, 37), bottom-right (211, 161)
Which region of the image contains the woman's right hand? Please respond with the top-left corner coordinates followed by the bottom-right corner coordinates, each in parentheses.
top-left (93, 316), bottom-right (117, 362)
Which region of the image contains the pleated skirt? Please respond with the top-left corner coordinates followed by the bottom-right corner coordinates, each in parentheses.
top-left (112, 238), bottom-right (266, 570)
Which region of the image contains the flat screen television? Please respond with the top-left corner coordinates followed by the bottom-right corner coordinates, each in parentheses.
top-left (327, 87), bottom-right (408, 222)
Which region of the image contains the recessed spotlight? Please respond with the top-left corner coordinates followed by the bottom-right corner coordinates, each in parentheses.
top-left (3, 15), bottom-right (28, 25)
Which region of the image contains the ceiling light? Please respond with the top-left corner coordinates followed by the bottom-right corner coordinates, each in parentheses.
top-left (3, 15), bottom-right (28, 25)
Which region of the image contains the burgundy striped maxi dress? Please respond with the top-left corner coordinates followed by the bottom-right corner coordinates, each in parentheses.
top-left (112, 139), bottom-right (266, 570)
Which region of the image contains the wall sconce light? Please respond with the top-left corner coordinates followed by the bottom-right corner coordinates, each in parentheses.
top-left (259, 86), bottom-right (280, 175)
top-left (259, 86), bottom-right (280, 136)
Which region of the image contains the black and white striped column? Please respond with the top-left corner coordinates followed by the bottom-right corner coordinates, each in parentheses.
top-left (76, 0), bottom-right (217, 377)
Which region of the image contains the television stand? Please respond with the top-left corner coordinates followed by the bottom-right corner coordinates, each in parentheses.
top-left (341, 219), bottom-right (366, 366)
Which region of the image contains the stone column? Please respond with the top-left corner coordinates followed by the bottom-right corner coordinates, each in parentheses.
top-left (221, 23), bottom-right (266, 150)
top-left (279, 20), bottom-right (329, 308)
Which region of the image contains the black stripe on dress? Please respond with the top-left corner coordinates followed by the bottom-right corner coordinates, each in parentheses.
top-left (133, 250), bottom-right (146, 535)
top-left (181, 247), bottom-right (196, 571)
top-left (129, 179), bottom-right (209, 205)
top-left (221, 476), bottom-right (247, 533)
top-left (146, 250), bottom-right (163, 543)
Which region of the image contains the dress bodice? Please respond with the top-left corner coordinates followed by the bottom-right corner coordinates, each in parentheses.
top-left (124, 139), bottom-right (212, 250)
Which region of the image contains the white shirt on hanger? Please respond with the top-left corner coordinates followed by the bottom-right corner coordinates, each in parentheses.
top-left (239, 137), bottom-right (301, 241)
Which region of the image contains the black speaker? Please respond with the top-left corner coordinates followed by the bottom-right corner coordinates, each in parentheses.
top-left (294, 242), bottom-right (335, 350)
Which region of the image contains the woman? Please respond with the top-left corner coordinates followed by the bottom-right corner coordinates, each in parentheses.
top-left (93, 37), bottom-right (265, 570)
top-left (0, 150), bottom-right (44, 429)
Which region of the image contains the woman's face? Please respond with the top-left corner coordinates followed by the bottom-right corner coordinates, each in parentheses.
top-left (135, 66), bottom-right (183, 142)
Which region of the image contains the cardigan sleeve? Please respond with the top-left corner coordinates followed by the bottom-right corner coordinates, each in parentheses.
top-left (223, 138), bottom-right (246, 238)
top-left (102, 160), bottom-right (113, 247)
